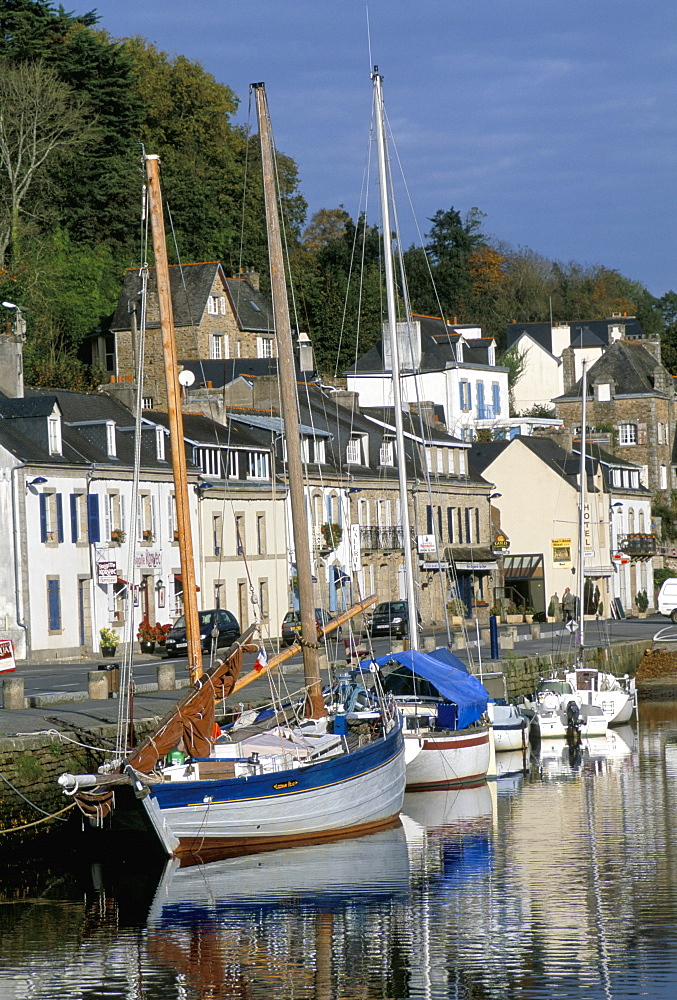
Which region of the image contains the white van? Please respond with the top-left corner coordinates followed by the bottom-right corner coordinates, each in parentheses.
top-left (657, 578), bottom-right (677, 622)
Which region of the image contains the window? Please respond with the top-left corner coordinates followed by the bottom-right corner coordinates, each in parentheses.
top-left (661, 464), bottom-right (668, 489)
top-left (347, 437), bottom-right (362, 464)
top-left (611, 468), bottom-right (622, 488)
top-left (47, 578), bottom-right (61, 632)
top-left (303, 437), bottom-right (325, 464)
top-left (142, 396), bottom-right (154, 410)
top-left (228, 450), bottom-right (239, 479)
top-left (39, 492), bottom-right (63, 544)
top-left (247, 451), bottom-right (270, 479)
top-left (213, 514), bottom-right (222, 556)
top-left (256, 513), bottom-right (266, 555)
top-left (459, 380), bottom-right (472, 411)
top-left (107, 492), bottom-right (125, 540)
top-left (48, 414), bottom-right (62, 455)
top-left (492, 383), bottom-right (501, 417)
top-left (137, 492), bottom-right (153, 542)
top-left (257, 336), bottom-right (274, 358)
top-left (630, 470), bottom-right (639, 489)
top-left (258, 579), bottom-right (268, 619)
top-left (168, 494), bottom-right (177, 542)
top-left (87, 494), bottom-right (100, 543)
top-left (219, 296), bottom-right (227, 315)
top-left (210, 333), bottom-right (223, 359)
top-left (155, 426), bottom-right (165, 461)
top-left (207, 295), bottom-right (219, 315)
top-left (195, 446), bottom-right (223, 477)
top-left (235, 514), bottom-right (244, 555)
top-left (106, 420), bottom-right (117, 458)
top-left (380, 438), bottom-right (394, 466)
top-left (437, 449), bottom-right (444, 474)
top-left (618, 423), bottom-right (637, 446)
top-left (425, 448), bottom-right (433, 472)
top-left (70, 493), bottom-right (86, 542)
top-left (447, 507), bottom-right (454, 543)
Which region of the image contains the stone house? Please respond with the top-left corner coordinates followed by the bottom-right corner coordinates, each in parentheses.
top-left (104, 262), bottom-right (275, 409)
top-left (553, 339), bottom-right (676, 494)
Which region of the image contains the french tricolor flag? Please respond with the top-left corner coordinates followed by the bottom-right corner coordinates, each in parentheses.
top-left (254, 646), bottom-right (268, 672)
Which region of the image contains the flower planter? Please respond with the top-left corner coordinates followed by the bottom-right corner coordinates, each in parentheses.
top-left (139, 640), bottom-right (156, 654)
top-left (101, 646), bottom-right (117, 658)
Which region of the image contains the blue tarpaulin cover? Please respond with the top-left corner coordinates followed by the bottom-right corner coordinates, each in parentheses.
top-left (365, 648), bottom-right (489, 729)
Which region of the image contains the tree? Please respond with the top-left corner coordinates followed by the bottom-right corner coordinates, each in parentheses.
top-left (498, 345), bottom-right (528, 415)
top-left (0, 60), bottom-right (93, 266)
top-left (302, 208), bottom-right (350, 251)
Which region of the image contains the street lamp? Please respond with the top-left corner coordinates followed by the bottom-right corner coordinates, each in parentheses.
top-left (2, 301), bottom-right (26, 337)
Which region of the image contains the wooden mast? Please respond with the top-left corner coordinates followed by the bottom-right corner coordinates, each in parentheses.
top-left (144, 154), bottom-right (203, 683)
top-left (251, 83), bottom-right (324, 718)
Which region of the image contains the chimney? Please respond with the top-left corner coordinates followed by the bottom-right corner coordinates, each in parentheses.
top-left (252, 375), bottom-right (280, 411)
top-left (409, 401), bottom-right (436, 426)
top-left (333, 390), bottom-right (360, 413)
top-left (0, 320), bottom-right (24, 398)
top-left (297, 331), bottom-right (315, 372)
top-left (240, 268), bottom-right (260, 291)
top-left (643, 340), bottom-right (662, 364)
top-left (561, 345), bottom-right (576, 393)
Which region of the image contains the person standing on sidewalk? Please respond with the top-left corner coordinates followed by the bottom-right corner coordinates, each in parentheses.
top-left (562, 588), bottom-right (576, 622)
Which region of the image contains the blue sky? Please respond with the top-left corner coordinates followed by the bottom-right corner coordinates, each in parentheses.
top-left (80, 0), bottom-right (676, 296)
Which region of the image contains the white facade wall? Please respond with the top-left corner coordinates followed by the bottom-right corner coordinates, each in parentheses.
top-left (347, 366), bottom-right (509, 441)
top-left (19, 472), bottom-right (200, 660)
top-left (510, 337), bottom-right (562, 413)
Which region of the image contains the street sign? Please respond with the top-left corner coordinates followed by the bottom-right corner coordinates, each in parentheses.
top-left (97, 561), bottom-right (117, 585)
top-left (0, 639), bottom-right (16, 673)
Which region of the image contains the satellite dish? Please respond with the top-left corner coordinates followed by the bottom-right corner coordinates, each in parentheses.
top-left (178, 369), bottom-right (196, 387)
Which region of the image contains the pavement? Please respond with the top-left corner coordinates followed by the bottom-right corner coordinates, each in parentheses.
top-left (0, 614), bottom-right (669, 739)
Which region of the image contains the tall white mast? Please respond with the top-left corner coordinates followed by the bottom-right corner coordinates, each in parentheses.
top-left (577, 359), bottom-right (588, 659)
top-left (372, 68), bottom-right (419, 650)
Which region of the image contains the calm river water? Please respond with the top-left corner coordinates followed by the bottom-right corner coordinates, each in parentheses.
top-left (2, 702), bottom-right (677, 999)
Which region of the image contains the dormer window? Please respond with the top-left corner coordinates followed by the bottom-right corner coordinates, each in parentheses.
top-left (106, 420), bottom-right (116, 458)
top-left (155, 426), bottom-right (165, 461)
top-left (347, 435), bottom-right (365, 465)
top-left (47, 414), bottom-right (62, 456)
top-left (380, 438), bottom-right (394, 466)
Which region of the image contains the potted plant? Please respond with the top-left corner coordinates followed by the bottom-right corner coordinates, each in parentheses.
top-left (636, 590), bottom-right (649, 618)
top-left (110, 527), bottom-right (125, 545)
top-left (154, 622), bottom-right (171, 645)
top-left (137, 619), bottom-right (156, 653)
top-left (100, 626), bottom-right (119, 656)
top-left (320, 522), bottom-right (342, 551)
top-left (142, 529), bottom-right (154, 543)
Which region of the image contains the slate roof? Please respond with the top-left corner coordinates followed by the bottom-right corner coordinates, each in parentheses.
top-left (553, 340), bottom-right (668, 401)
top-left (468, 436), bottom-right (602, 492)
top-left (178, 357), bottom-right (317, 388)
top-left (109, 262), bottom-right (274, 334)
top-left (506, 317), bottom-right (645, 353)
top-left (347, 314), bottom-right (499, 375)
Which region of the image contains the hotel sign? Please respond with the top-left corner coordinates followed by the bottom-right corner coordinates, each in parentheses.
top-left (97, 561), bottom-right (117, 585)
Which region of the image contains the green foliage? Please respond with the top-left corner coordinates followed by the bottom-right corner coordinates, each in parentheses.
top-left (653, 567), bottom-right (675, 592)
top-left (100, 626), bottom-right (119, 648)
top-left (15, 755), bottom-right (43, 785)
top-left (518, 403), bottom-right (557, 419)
top-left (636, 590), bottom-right (649, 613)
top-left (499, 345), bottom-right (528, 414)
top-left (652, 490), bottom-right (677, 541)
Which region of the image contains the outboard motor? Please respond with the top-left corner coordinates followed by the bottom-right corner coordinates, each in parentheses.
top-left (566, 699), bottom-right (581, 742)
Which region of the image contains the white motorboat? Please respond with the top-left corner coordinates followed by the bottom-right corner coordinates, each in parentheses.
top-left (486, 700), bottom-right (530, 752)
top-left (564, 666), bottom-right (636, 726)
top-left (522, 678), bottom-right (609, 741)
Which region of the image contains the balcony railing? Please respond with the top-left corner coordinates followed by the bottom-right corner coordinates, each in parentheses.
top-left (477, 405), bottom-right (496, 420)
top-left (359, 526), bottom-right (404, 551)
top-left (618, 534), bottom-right (658, 557)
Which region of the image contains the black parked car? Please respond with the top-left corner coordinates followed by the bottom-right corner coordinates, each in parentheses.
top-left (164, 609), bottom-right (240, 657)
top-left (364, 600), bottom-right (421, 639)
top-left (281, 608), bottom-right (339, 647)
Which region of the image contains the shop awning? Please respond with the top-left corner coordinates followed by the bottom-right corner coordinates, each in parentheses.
top-left (363, 648), bottom-right (488, 729)
top-left (503, 554), bottom-right (544, 580)
top-left (442, 546), bottom-right (497, 572)
top-left (174, 574), bottom-right (200, 591)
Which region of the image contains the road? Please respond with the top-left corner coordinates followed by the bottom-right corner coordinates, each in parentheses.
top-left (11, 613), bottom-right (671, 703)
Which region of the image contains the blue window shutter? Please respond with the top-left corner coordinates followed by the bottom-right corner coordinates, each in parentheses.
top-left (477, 382), bottom-right (484, 416)
top-left (459, 382), bottom-right (464, 410)
top-left (48, 579), bottom-right (61, 631)
top-left (466, 382), bottom-right (472, 411)
top-left (87, 494), bottom-right (100, 543)
top-left (70, 495), bottom-right (78, 542)
top-left (39, 493), bottom-right (47, 543)
top-left (56, 493), bottom-right (64, 542)
top-left (492, 384), bottom-right (500, 416)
